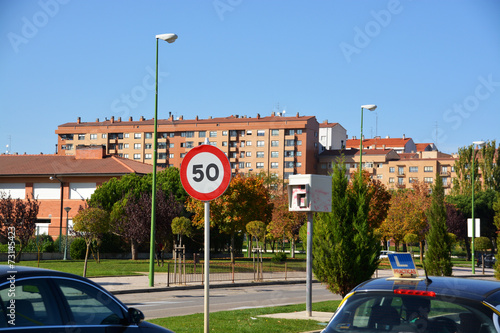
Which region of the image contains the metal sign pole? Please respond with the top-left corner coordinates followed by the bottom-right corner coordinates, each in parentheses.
top-left (204, 201), bottom-right (210, 333)
top-left (306, 211), bottom-right (313, 317)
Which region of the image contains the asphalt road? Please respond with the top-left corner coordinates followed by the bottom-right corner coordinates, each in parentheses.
top-left (115, 283), bottom-right (342, 319)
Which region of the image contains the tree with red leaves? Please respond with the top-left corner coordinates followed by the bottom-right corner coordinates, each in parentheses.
top-left (0, 192), bottom-right (40, 262)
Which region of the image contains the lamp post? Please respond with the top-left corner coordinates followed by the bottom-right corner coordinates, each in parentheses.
top-left (49, 175), bottom-right (64, 254)
top-left (359, 105), bottom-right (377, 181)
top-left (64, 206), bottom-right (71, 260)
top-left (471, 140), bottom-right (485, 274)
top-left (149, 33), bottom-right (178, 287)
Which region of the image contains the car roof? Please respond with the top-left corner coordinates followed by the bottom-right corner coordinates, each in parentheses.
top-left (353, 276), bottom-right (500, 304)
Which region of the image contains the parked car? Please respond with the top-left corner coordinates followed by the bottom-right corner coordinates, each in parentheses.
top-left (322, 276), bottom-right (500, 332)
top-left (477, 253), bottom-right (496, 268)
top-left (0, 265), bottom-right (174, 332)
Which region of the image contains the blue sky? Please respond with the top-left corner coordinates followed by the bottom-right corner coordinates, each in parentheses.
top-left (1, 0), bottom-right (499, 155)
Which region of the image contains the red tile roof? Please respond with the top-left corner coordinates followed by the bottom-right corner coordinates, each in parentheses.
top-left (0, 154), bottom-right (155, 177)
top-left (346, 137), bottom-right (411, 149)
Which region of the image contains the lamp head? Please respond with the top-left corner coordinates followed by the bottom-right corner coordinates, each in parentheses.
top-left (64, 207), bottom-right (71, 213)
top-left (361, 104), bottom-right (377, 111)
top-left (473, 140), bottom-right (485, 147)
top-left (156, 33), bottom-right (178, 43)
top-left (49, 176), bottom-right (54, 180)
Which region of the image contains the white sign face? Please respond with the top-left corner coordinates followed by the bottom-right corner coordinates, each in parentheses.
top-left (467, 218), bottom-right (481, 237)
top-left (180, 145), bottom-right (231, 201)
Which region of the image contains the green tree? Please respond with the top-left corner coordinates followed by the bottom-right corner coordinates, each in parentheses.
top-left (72, 207), bottom-right (110, 277)
top-left (246, 220), bottom-right (266, 248)
top-left (313, 163), bottom-right (380, 297)
top-left (425, 174), bottom-right (453, 276)
top-left (171, 216), bottom-right (193, 246)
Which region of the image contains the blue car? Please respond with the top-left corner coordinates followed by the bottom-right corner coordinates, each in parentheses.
top-left (322, 276), bottom-right (500, 332)
top-left (0, 265), bottom-right (174, 332)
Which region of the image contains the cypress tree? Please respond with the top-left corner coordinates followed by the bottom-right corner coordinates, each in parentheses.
top-left (425, 173), bottom-right (453, 276)
top-left (313, 162), bottom-right (380, 297)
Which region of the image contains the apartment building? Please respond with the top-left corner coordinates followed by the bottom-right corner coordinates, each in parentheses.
top-left (55, 112), bottom-right (321, 179)
top-left (0, 146), bottom-right (154, 238)
top-left (318, 147), bottom-right (457, 194)
top-left (346, 135), bottom-right (418, 154)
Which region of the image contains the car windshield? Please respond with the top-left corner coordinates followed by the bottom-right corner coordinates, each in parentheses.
top-left (323, 291), bottom-right (499, 333)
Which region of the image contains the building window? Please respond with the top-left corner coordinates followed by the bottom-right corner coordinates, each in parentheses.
top-left (133, 154), bottom-right (141, 160)
top-left (230, 130), bottom-right (238, 137)
top-left (285, 129), bottom-right (295, 135)
top-left (409, 177), bottom-right (418, 183)
top-left (169, 133), bottom-right (175, 138)
top-left (222, 141), bottom-right (228, 147)
top-left (271, 162), bottom-right (278, 169)
top-left (210, 131), bottom-right (217, 137)
top-left (180, 153), bottom-right (186, 158)
top-left (158, 142), bottom-right (166, 149)
top-left (169, 153), bottom-right (174, 158)
top-left (442, 177), bottom-right (448, 186)
top-left (145, 153), bottom-right (152, 160)
top-left (199, 131), bottom-right (206, 138)
top-left (256, 162), bottom-right (264, 169)
top-left (134, 133), bottom-right (141, 139)
top-left (222, 131), bottom-right (228, 136)
top-left (257, 141), bottom-right (265, 147)
top-left (285, 161), bottom-right (295, 168)
top-left (230, 152), bottom-right (237, 158)
top-left (270, 140), bottom-right (279, 147)
top-left (134, 143), bottom-right (141, 149)
top-left (101, 134), bottom-right (107, 139)
top-left (169, 143), bottom-right (174, 148)
top-left (398, 178), bottom-right (404, 185)
top-left (256, 152), bottom-right (264, 158)
top-left (123, 154), bottom-right (129, 159)
top-left (271, 129), bottom-right (279, 136)
top-left (240, 141), bottom-right (245, 147)
top-left (124, 133), bottom-right (130, 138)
top-left (246, 162), bottom-right (252, 168)
top-left (398, 167), bottom-right (405, 175)
top-left (238, 162), bottom-right (244, 168)
top-left (123, 143), bottom-right (129, 149)
top-left (257, 130), bottom-right (265, 136)
top-left (389, 177), bottom-right (394, 183)
top-left (145, 143), bottom-right (152, 149)
top-left (78, 134), bottom-right (85, 140)
top-left (424, 166), bottom-right (434, 172)
top-left (296, 151), bottom-right (302, 157)
top-left (271, 151), bottom-right (279, 158)
top-left (90, 134), bottom-right (97, 140)
top-left (297, 129), bottom-right (303, 135)
top-left (284, 140), bottom-right (294, 146)
top-left (181, 142), bottom-right (194, 148)
top-left (230, 141), bottom-right (238, 148)
top-left (389, 167), bottom-right (395, 173)
top-left (246, 130), bottom-right (252, 135)
top-left (181, 131), bottom-right (194, 138)
top-left (424, 177), bottom-right (433, 183)
top-left (246, 141), bottom-right (252, 146)
top-left (297, 140), bottom-right (302, 146)
top-left (246, 152), bottom-right (252, 157)
top-left (409, 166), bottom-right (418, 173)
top-left (159, 153), bottom-right (166, 159)
top-left (285, 150), bottom-right (294, 157)
top-left (145, 133), bottom-right (153, 139)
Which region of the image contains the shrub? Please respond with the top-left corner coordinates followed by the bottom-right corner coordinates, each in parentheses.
top-left (272, 252), bottom-right (287, 263)
top-left (70, 238), bottom-right (87, 259)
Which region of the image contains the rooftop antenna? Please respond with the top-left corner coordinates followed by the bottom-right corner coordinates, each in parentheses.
top-left (6, 135), bottom-right (11, 154)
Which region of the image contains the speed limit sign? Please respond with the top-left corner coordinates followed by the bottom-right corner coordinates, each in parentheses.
top-left (180, 144), bottom-right (232, 201)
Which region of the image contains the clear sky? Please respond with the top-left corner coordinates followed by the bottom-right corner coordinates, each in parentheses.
top-left (1, 0), bottom-right (499, 155)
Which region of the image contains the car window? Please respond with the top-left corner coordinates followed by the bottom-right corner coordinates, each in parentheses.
top-left (324, 292), bottom-right (498, 333)
top-left (54, 278), bottom-right (126, 326)
top-left (0, 278), bottom-right (63, 328)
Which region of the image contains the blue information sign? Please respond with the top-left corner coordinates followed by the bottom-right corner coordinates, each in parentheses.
top-left (387, 253), bottom-right (418, 277)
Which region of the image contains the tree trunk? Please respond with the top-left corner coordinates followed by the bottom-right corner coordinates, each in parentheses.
top-left (247, 235), bottom-right (252, 258)
top-left (230, 233), bottom-right (235, 264)
top-left (291, 238), bottom-right (296, 259)
top-left (131, 239), bottom-right (138, 260)
top-left (83, 244), bottom-right (90, 277)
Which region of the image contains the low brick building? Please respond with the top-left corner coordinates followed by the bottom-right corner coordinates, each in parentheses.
top-left (0, 145), bottom-right (154, 238)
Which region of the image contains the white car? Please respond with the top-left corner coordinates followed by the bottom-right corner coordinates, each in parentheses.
top-left (379, 250), bottom-right (396, 258)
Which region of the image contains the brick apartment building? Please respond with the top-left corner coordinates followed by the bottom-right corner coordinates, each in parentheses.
top-left (0, 146), bottom-right (154, 238)
top-left (55, 112), bottom-right (322, 179)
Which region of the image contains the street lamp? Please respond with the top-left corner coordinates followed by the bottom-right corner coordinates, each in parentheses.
top-left (64, 206), bottom-right (71, 260)
top-left (359, 105), bottom-right (377, 181)
top-left (49, 175), bottom-right (64, 254)
top-left (471, 140), bottom-right (485, 274)
top-left (149, 32), bottom-right (177, 287)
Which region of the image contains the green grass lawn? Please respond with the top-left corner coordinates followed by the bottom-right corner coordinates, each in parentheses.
top-left (150, 300), bottom-right (340, 333)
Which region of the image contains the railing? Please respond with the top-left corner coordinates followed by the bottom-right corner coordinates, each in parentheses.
top-left (164, 261), bottom-right (306, 286)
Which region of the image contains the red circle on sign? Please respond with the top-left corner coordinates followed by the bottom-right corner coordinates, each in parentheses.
top-left (180, 144), bottom-right (231, 201)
